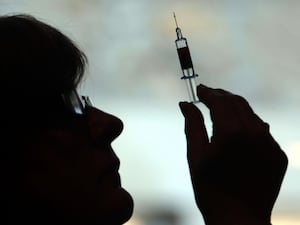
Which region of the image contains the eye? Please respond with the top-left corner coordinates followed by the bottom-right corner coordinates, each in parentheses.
top-left (61, 90), bottom-right (92, 115)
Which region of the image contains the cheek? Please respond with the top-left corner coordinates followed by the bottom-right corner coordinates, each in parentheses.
top-left (20, 133), bottom-right (134, 224)
top-left (21, 154), bottom-right (134, 224)
top-left (23, 133), bottom-right (100, 195)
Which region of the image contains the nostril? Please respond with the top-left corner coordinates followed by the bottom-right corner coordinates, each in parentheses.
top-left (86, 107), bottom-right (124, 146)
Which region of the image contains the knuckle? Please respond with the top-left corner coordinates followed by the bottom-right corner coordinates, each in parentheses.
top-left (231, 94), bottom-right (247, 104)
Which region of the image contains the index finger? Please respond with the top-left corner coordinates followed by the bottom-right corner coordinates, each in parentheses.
top-left (197, 84), bottom-right (240, 136)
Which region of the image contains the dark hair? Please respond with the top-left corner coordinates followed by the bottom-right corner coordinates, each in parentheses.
top-left (0, 14), bottom-right (87, 98)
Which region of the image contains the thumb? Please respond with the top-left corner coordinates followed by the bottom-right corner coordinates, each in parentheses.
top-left (179, 102), bottom-right (209, 158)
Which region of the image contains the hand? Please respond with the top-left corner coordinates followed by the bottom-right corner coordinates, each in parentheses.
top-left (179, 84), bottom-right (288, 225)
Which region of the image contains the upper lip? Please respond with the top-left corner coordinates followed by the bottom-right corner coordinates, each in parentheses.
top-left (104, 159), bottom-right (120, 175)
top-left (99, 148), bottom-right (120, 176)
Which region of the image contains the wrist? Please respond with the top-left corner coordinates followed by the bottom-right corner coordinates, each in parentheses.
top-left (202, 209), bottom-right (271, 225)
top-left (199, 198), bottom-right (271, 225)
top-left (204, 216), bottom-right (271, 225)
top-left (203, 211), bottom-right (271, 225)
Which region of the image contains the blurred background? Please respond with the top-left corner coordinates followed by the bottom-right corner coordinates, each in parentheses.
top-left (1, 0), bottom-right (299, 224)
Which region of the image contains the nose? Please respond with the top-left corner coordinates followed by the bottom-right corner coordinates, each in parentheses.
top-left (85, 106), bottom-right (124, 146)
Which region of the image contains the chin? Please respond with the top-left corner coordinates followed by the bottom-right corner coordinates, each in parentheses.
top-left (76, 187), bottom-right (134, 225)
top-left (12, 187), bottom-right (134, 225)
top-left (67, 187), bottom-right (134, 225)
top-left (101, 187), bottom-right (134, 225)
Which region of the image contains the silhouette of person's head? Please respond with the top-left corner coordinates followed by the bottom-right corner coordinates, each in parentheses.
top-left (0, 14), bottom-right (133, 225)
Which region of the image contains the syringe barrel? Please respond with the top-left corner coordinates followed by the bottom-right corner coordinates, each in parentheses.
top-left (175, 39), bottom-right (194, 70)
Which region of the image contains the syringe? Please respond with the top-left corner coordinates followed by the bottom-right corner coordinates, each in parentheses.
top-left (174, 13), bottom-right (199, 103)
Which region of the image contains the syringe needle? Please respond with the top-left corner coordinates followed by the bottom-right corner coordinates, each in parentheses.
top-left (173, 12), bottom-right (178, 28)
